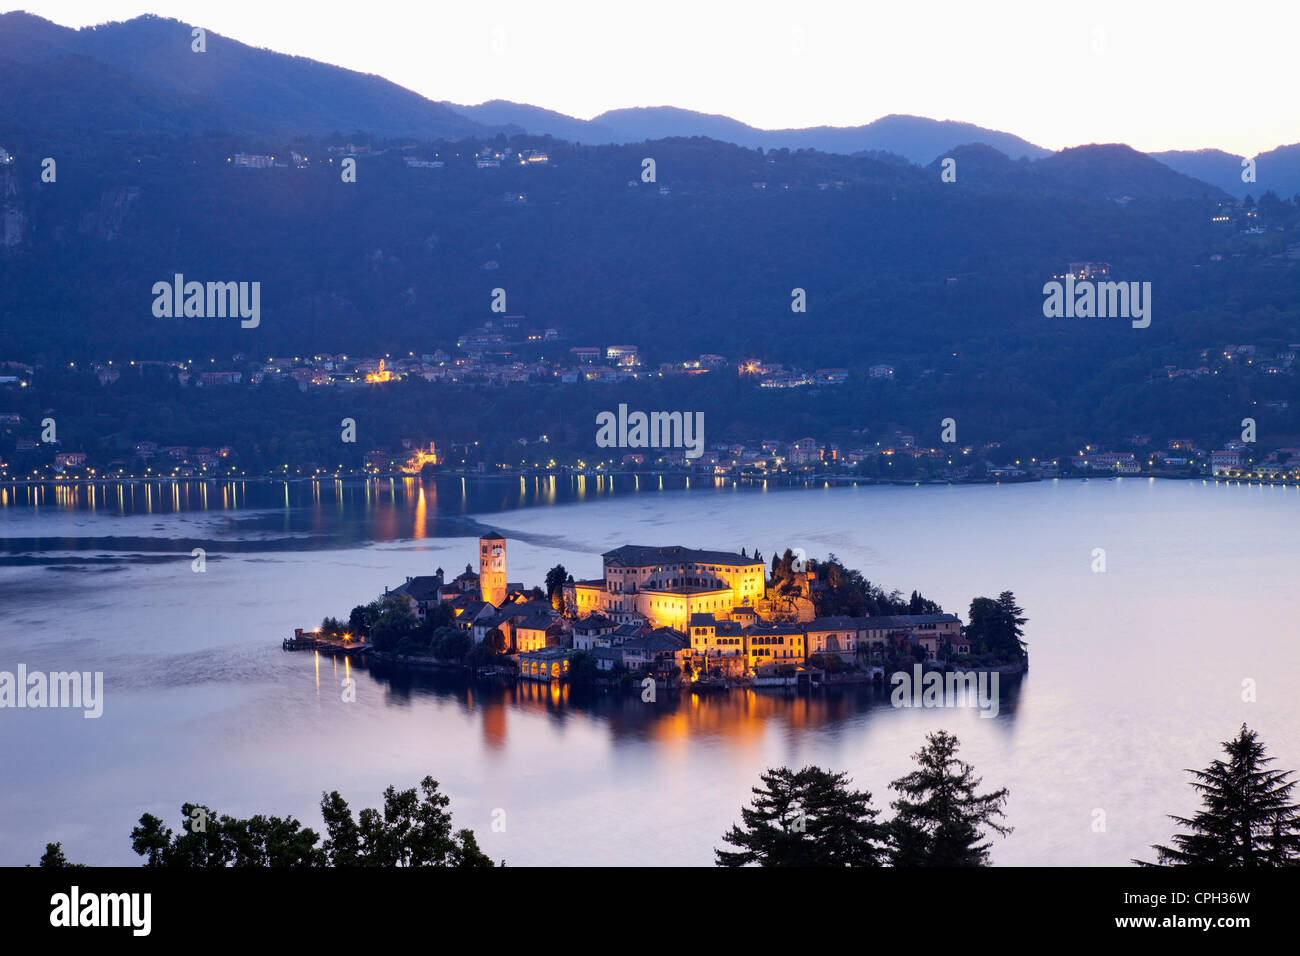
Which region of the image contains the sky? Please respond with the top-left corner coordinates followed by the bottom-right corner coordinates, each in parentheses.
top-left (12, 0), bottom-right (1299, 156)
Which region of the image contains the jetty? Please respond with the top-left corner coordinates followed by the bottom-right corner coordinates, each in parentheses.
top-left (282, 628), bottom-right (370, 657)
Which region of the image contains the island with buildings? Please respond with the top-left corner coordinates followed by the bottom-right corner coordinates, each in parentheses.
top-left (291, 532), bottom-right (1026, 690)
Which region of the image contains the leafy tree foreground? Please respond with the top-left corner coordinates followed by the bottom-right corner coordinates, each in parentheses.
top-left (37, 775), bottom-right (496, 868)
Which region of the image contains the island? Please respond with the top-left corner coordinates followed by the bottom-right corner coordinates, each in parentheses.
top-left (288, 533), bottom-right (1028, 692)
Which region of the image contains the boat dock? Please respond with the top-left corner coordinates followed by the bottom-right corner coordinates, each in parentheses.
top-left (282, 628), bottom-right (370, 657)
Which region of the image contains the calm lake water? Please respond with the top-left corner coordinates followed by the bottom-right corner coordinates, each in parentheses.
top-left (1, 475), bottom-right (1297, 866)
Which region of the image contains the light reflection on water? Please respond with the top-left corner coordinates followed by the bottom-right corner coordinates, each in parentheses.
top-left (0, 477), bottom-right (1296, 867)
top-left (0, 474), bottom-right (794, 560)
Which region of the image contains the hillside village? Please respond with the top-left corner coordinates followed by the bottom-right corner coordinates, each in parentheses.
top-left (4, 329), bottom-right (1299, 482)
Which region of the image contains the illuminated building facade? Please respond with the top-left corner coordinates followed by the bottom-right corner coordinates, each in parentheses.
top-left (479, 532), bottom-right (508, 608)
top-left (568, 545), bottom-right (766, 631)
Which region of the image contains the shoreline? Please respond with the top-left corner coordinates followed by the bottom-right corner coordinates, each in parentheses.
top-left (324, 644), bottom-right (1028, 690)
top-left (3, 472), bottom-right (1297, 491)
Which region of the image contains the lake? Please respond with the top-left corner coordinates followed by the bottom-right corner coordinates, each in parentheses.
top-left (1, 475), bottom-right (1297, 866)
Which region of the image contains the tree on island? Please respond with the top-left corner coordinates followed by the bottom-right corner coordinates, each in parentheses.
top-left (1136, 724), bottom-right (1300, 866)
top-left (769, 549), bottom-right (799, 592)
top-left (545, 564), bottom-right (568, 612)
top-left (888, 730), bottom-right (1012, 866)
top-left (417, 600), bottom-right (455, 636)
top-left (808, 652), bottom-right (849, 675)
top-left (964, 591), bottom-right (1027, 661)
top-left (907, 590), bottom-right (942, 615)
top-left (482, 627), bottom-right (507, 654)
top-left (770, 550), bottom-right (942, 619)
top-left (347, 605), bottom-right (370, 638)
top-left (366, 594), bottom-right (420, 651)
top-left (715, 766), bottom-right (886, 867)
top-left (429, 625), bottom-right (471, 660)
top-left (565, 650), bottom-right (602, 687)
top-left (468, 627), bottom-right (513, 670)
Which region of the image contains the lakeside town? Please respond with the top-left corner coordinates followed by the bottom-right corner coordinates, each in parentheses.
top-left (4, 421), bottom-right (1299, 485)
top-left (2, 329), bottom-right (1299, 484)
top-left (289, 533), bottom-right (1028, 690)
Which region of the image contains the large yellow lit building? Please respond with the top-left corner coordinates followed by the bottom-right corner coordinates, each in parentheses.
top-left (569, 545), bottom-right (766, 631)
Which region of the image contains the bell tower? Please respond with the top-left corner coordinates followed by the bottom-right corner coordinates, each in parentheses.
top-left (479, 532), bottom-right (507, 608)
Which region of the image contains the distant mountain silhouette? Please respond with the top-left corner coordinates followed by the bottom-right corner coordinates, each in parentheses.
top-left (1153, 145), bottom-right (1300, 200)
top-left (594, 106), bottom-right (776, 147)
top-left (0, 9), bottom-right (1255, 201)
top-left (1149, 149), bottom-right (1248, 198)
top-left (442, 99), bottom-right (613, 143)
top-left (781, 113), bottom-right (1051, 164)
top-left (448, 102), bottom-right (1051, 164)
top-left (921, 143), bottom-right (1229, 199)
top-left (1251, 144), bottom-right (1300, 200)
top-left (923, 143), bottom-right (1031, 189)
top-left (1035, 144), bottom-right (1229, 199)
top-left (0, 11), bottom-right (496, 140)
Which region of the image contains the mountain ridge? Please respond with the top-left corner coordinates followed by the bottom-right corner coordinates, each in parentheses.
top-left (446, 101), bottom-right (1053, 165)
top-left (3, 11), bottom-right (1294, 196)
top-left (0, 11), bottom-right (502, 141)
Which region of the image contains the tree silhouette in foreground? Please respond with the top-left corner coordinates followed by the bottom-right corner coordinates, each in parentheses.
top-left (1137, 723), bottom-right (1300, 867)
top-left (715, 766), bottom-right (886, 866)
top-left (130, 802), bottom-right (325, 867)
top-left (889, 730), bottom-right (1012, 866)
top-left (320, 775), bottom-right (493, 867)
top-left (717, 731), bottom-right (1010, 866)
top-left (33, 842), bottom-right (85, 868)
top-left (114, 775), bottom-right (494, 867)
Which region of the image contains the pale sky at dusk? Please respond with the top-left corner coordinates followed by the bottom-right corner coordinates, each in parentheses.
top-left (12, 0), bottom-right (1299, 156)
